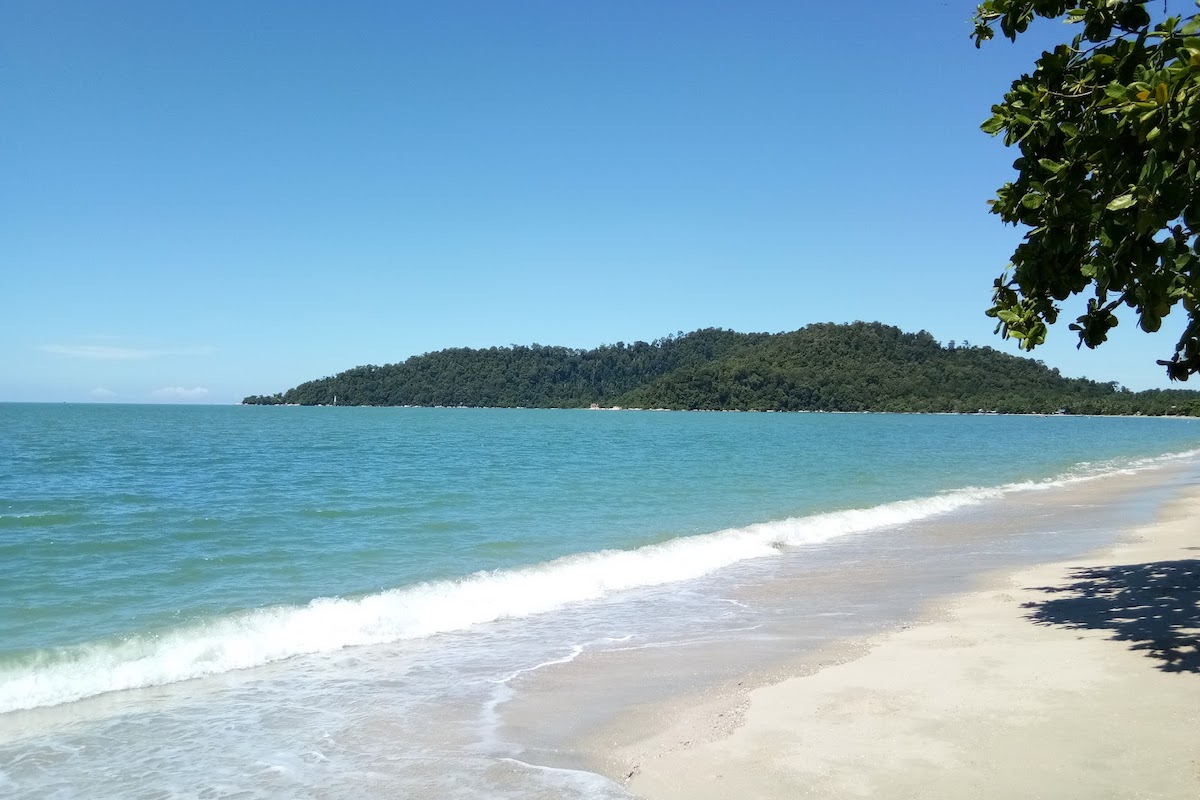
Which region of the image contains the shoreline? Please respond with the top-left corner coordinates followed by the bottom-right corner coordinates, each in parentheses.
top-left (236, 401), bottom-right (1200, 419)
top-left (583, 474), bottom-right (1200, 799)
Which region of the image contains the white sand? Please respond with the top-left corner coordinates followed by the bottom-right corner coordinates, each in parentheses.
top-left (601, 484), bottom-right (1200, 799)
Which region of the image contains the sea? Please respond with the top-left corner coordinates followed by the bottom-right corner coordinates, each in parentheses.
top-left (2, 403), bottom-right (1199, 799)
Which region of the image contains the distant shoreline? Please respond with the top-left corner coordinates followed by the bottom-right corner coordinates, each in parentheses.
top-left (238, 402), bottom-right (1200, 419)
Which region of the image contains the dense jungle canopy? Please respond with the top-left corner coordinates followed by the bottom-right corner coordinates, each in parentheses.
top-left (243, 323), bottom-right (1200, 415)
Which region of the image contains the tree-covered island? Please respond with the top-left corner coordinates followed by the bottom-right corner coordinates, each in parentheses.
top-left (242, 322), bottom-right (1200, 415)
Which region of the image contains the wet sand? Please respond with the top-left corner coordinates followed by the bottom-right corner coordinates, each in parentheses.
top-left (587, 478), bottom-right (1200, 799)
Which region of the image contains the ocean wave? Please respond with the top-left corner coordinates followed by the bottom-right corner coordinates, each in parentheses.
top-left (0, 511), bottom-right (87, 528)
top-left (2, 448), bottom-right (1195, 714)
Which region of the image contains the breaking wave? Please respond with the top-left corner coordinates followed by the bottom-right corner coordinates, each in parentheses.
top-left (2, 448), bottom-right (1195, 713)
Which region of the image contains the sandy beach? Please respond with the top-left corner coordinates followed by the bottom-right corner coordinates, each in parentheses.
top-left (589, 480), bottom-right (1200, 799)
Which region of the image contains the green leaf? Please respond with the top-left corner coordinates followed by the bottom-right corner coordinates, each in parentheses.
top-left (1107, 193), bottom-right (1137, 211)
top-left (1184, 203), bottom-right (1200, 230)
top-left (1022, 193), bottom-right (1044, 209)
top-left (1105, 82), bottom-right (1128, 100)
top-left (981, 115), bottom-right (1005, 134)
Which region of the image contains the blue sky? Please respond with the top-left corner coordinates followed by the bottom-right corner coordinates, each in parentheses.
top-left (3, 1), bottom-right (1193, 403)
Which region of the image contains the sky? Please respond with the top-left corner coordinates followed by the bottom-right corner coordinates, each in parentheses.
top-left (3, 1), bottom-right (1195, 404)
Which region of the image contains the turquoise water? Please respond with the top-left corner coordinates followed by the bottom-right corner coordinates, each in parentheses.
top-left (2, 404), bottom-right (1199, 798)
top-left (4, 405), bottom-right (1200, 691)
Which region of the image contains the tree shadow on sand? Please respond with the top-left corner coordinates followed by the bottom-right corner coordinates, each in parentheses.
top-left (1023, 559), bottom-right (1200, 674)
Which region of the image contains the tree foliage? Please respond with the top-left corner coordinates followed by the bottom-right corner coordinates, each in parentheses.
top-left (974, 1), bottom-right (1200, 379)
top-left (242, 323), bottom-right (1200, 415)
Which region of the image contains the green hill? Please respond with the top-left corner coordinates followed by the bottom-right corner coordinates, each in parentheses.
top-left (242, 322), bottom-right (1200, 416)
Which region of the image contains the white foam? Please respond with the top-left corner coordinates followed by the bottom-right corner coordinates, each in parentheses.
top-left (2, 448), bottom-right (1196, 714)
top-left (497, 758), bottom-right (630, 799)
top-left (492, 645), bottom-right (586, 687)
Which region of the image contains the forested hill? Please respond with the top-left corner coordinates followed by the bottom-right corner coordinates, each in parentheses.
top-left (242, 323), bottom-right (1200, 415)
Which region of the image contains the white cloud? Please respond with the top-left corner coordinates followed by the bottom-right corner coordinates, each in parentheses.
top-left (89, 387), bottom-right (118, 399)
top-left (39, 344), bottom-right (215, 360)
top-left (41, 344), bottom-right (157, 360)
top-left (152, 386), bottom-right (210, 400)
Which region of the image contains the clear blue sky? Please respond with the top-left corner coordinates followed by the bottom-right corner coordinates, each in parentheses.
top-left (3, 1), bottom-right (1192, 403)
